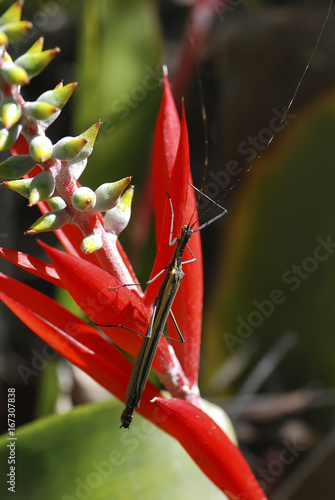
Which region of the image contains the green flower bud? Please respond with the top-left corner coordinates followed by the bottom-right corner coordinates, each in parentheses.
top-left (15, 47), bottom-right (60, 79)
top-left (0, 1), bottom-right (23, 24)
top-left (81, 233), bottom-right (102, 254)
top-left (37, 82), bottom-right (77, 109)
top-left (35, 82), bottom-right (77, 128)
top-left (71, 122), bottom-right (100, 165)
top-left (0, 61), bottom-right (29, 85)
top-left (71, 187), bottom-right (96, 212)
top-left (29, 135), bottom-right (53, 162)
top-left (0, 154), bottom-right (36, 179)
top-left (25, 209), bottom-right (70, 235)
top-left (0, 122), bottom-right (22, 151)
top-left (1, 98), bottom-right (22, 128)
top-left (104, 186), bottom-right (134, 236)
top-left (95, 177), bottom-right (132, 212)
top-left (23, 101), bottom-right (59, 121)
top-left (57, 123), bottom-right (100, 168)
top-left (47, 196), bottom-right (67, 211)
top-left (0, 21), bottom-right (32, 43)
top-left (52, 136), bottom-right (87, 161)
top-left (2, 178), bottom-right (32, 199)
top-left (29, 170), bottom-right (55, 206)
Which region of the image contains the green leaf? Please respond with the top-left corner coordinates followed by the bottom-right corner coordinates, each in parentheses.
top-left (0, 399), bottom-right (225, 499)
top-left (34, 359), bottom-right (59, 419)
top-left (73, 0), bottom-right (162, 189)
top-left (203, 90), bottom-right (335, 389)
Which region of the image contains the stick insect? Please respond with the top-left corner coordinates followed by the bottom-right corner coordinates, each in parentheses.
top-left (120, 189), bottom-right (227, 428)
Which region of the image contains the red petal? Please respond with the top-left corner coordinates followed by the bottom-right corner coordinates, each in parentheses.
top-left (11, 133), bottom-right (30, 156)
top-left (155, 398), bottom-right (267, 500)
top-left (0, 247), bottom-right (61, 287)
top-left (1, 267), bottom-right (246, 491)
top-left (145, 103), bottom-right (190, 306)
top-left (152, 68), bottom-right (181, 236)
top-left (0, 270), bottom-right (262, 493)
top-left (39, 241), bottom-right (184, 378)
top-left (0, 271), bottom-right (160, 415)
top-left (147, 101), bottom-right (204, 386)
top-left (39, 241), bottom-right (150, 357)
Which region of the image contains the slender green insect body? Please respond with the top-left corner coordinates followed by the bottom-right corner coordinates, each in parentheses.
top-left (120, 224), bottom-right (192, 428)
top-left (120, 186), bottom-right (228, 428)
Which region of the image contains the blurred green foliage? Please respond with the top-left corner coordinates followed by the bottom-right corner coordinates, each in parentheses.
top-left (0, 399), bottom-right (224, 500)
top-left (73, 0), bottom-right (162, 190)
top-left (203, 91), bottom-right (335, 390)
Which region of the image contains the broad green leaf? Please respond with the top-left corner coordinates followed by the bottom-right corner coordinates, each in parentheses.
top-left (0, 399), bottom-right (225, 500)
top-left (203, 90), bottom-right (335, 389)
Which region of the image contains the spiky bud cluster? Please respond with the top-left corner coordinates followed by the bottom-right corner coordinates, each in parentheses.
top-left (0, 1), bottom-right (134, 256)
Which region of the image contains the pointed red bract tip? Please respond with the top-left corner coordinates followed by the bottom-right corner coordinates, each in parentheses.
top-left (38, 241), bottom-right (151, 358)
top-left (155, 398), bottom-right (267, 500)
top-left (146, 98), bottom-right (191, 307)
top-left (152, 68), bottom-right (181, 235)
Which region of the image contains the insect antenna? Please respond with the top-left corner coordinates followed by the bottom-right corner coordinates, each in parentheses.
top-left (187, 67), bottom-right (212, 228)
top-left (189, 0), bottom-right (332, 228)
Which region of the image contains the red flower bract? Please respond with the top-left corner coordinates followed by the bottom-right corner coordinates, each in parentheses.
top-left (0, 73), bottom-right (266, 499)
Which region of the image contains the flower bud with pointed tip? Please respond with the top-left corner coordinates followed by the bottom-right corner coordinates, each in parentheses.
top-left (25, 209), bottom-right (70, 235)
top-left (52, 136), bottom-right (87, 161)
top-left (65, 122), bottom-right (100, 167)
top-left (23, 101), bottom-right (59, 121)
top-left (0, 154), bottom-right (36, 179)
top-left (29, 135), bottom-right (53, 162)
top-left (36, 82), bottom-right (77, 128)
top-left (26, 37), bottom-right (44, 54)
top-left (0, 2), bottom-right (24, 24)
top-left (104, 186), bottom-right (134, 236)
top-left (29, 170), bottom-right (55, 206)
top-left (0, 122), bottom-right (22, 151)
top-left (81, 233), bottom-right (102, 254)
top-left (0, 61), bottom-right (29, 85)
top-left (2, 178), bottom-right (32, 199)
top-left (15, 47), bottom-right (60, 79)
top-left (95, 177), bottom-right (132, 212)
top-left (71, 187), bottom-right (96, 212)
top-left (47, 196), bottom-right (67, 211)
top-left (1, 98), bottom-right (22, 128)
top-left (0, 21), bottom-right (32, 43)
top-left (37, 82), bottom-right (77, 109)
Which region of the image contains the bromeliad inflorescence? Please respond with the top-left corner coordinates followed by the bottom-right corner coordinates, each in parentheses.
top-left (0, 1), bottom-right (135, 285)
